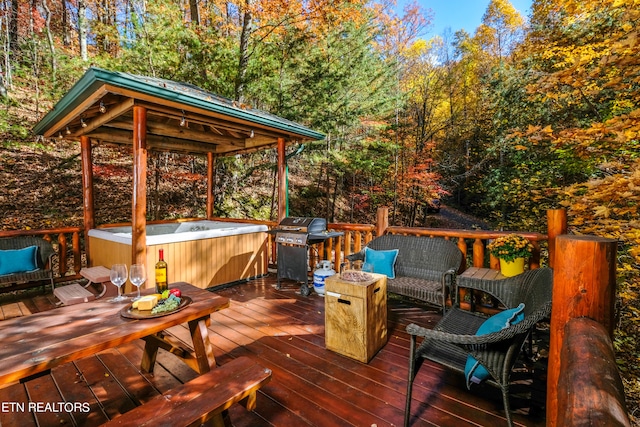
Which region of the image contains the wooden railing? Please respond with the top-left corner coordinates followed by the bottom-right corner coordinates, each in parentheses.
top-left (315, 223), bottom-right (548, 272)
top-left (557, 317), bottom-right (630, 426)
top-left (0, 227), bottom-right (84, 284)
top-left (314, 211), bottom-right (550, 273)
top-left (207, 212), bottom-right (549, 274)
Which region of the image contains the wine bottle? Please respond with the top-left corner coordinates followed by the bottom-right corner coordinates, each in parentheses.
top-left (155, 249), bottom-right (168, 293)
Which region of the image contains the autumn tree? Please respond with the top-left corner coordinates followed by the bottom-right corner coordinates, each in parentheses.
top-left (231, 0), bottom-right (369, 102)
top-left (492, 0), bottom-right (640, 409)
top-left (414, 1), bottom-right (526, 223)
top-left (477, 0), bottom-right (524, 63)
top-left (254, 18), bottom-right (399, 221)
top-left (371, 0), bottom-right (433, 224)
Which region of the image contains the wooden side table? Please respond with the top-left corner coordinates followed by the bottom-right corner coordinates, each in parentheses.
top-left (457, 267), bottom-right (506, 313)
top-left (324, 272), bottom-right (387, 363)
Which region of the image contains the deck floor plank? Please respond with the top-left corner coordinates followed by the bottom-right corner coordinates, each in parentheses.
top-left (72, 354), bottom-right (138, 420)
top-left (96, 348), bottom-right (163, 406)
top-left (0, 274), bottom-right (546, 427)
top-left (0, 382), bottom-right (38, 427)
top-left (23, 372), bottom-right (74, 426)
top-left (50, 361), bottom-right (109, 426)
top-left (0, 302), bottom-right (24, 320)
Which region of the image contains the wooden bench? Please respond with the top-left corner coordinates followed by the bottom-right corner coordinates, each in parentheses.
top-left (0, 236), bottom-right (55, 293)
top-left (100, 356), bottom-right (272, 427)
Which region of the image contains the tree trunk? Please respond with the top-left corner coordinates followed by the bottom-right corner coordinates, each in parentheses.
top-left (9, 0), bottom-right (18, 53)
top-left (78, 0), bottom-right (88, 61)
top-left (96, 0), bottom-right (116, 55)
top-left (189, 0), bottom-right (200, 25)
top-left (62, 0), bottom-right (71, 46)
top-left (28, 0), bottom-right (40, 115)
top-left (42, 0), bottom-right (57, 86)
top-left (234, 0), bottom-right (252, 102)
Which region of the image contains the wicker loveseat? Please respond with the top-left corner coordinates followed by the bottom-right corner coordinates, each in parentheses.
top-left (0, 236), bottom-right (55, 292)
top-left (346, 234), bottom-right (463, 311)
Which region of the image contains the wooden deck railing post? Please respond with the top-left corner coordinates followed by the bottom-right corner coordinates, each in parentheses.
top-left (80, 135), bottom-right (94, 263)
top-left (207, 152), bottom-right (214, 220)
top-left (277, 137), bottom-right (286, 223)
top-left (546, 209), bottom-right (567, 268)
top-left (376, 207), bottom-right (389, 237)
top-left (132, 105), bottom-right (148, 267)
top-left (547, 234), bottom-right (617, 427)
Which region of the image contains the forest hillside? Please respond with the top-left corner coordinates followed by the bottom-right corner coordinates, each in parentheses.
top-left (0, 0), bottom-right (639, 419)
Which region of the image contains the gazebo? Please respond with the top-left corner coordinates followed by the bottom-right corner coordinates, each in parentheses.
top-left (33, 67), bottom-right (325, 266)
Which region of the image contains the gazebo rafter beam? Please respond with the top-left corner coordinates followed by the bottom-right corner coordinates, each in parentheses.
top-left (86, 128), bottom-right (246, 155)
top-left (101, 118), bottom-right (247, 147)
top-left (41, 87), bottom-right (110, 138)
top-left (71, 98), bottom-right (135, 137)
top-left (132, 100), bottom-right (289, 140)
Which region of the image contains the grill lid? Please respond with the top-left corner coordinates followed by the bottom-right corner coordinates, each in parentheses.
top-left (276, 217), bottom-right (327, 233)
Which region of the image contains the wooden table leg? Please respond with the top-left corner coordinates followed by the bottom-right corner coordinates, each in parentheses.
top-left (189, 316), bottom-right (216, 374)
top-left (140, 316), bottom-right (215, 374)
top-left (141, 332), bottom-right (163, 373)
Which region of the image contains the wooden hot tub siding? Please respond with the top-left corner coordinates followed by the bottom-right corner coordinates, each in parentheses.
top-left (89, 232), bottom-right (268, 291)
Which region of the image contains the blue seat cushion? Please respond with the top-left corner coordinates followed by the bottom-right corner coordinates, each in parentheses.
top-left (0, 246), bottom-right (40, 276)
top-left (364, 247), bottom-right (399, 279)
top-left (464, 303), bottom-right (526, 388)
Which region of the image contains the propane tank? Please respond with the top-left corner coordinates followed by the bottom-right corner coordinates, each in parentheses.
top-left (313, 260), bottom-right (335, 296)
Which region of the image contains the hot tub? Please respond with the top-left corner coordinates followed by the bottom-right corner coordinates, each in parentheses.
top-left (88, 220), bottom-right (268, 290)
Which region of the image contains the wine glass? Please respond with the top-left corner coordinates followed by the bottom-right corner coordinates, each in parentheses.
top-left (129, 264), bottom-right (146, 301)
top-left (109, 264), bottom-right (129, 302)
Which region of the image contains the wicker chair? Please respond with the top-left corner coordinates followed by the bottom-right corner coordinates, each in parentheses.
top-left (346, 234), bottom-right (462, 311)
top-left (404, 267), bottom-right (553, 427)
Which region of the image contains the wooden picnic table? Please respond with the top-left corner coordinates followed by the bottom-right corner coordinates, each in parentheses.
top-left (0, 282), bottom-right (229, 386)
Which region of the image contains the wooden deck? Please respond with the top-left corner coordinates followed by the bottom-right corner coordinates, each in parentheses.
top-left (0, 276), bottom-right (547, 426)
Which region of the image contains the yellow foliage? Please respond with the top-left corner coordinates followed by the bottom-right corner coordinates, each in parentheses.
top-left (593, 205), bottom-right (611, 218)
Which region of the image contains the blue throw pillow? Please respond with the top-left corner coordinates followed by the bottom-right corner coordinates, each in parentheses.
top-left (364, 247), bottom-right (399, 279)
top-left (464, 303), bottom-right (525, 388)
top-left (0, 246), bottom-right (40, 276)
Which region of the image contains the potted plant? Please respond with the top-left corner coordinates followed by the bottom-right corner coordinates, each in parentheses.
top-left (487, 234), bottom-right (533, 277)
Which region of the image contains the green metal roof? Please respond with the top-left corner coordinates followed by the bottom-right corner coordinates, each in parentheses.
top-left (33, 67), bottom-right (324, 155)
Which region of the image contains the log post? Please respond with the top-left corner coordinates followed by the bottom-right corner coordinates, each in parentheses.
top-left (547, 234), bottom-right (617, 427)
top-left (80, 135), bottom-right (95, 264)
top-left (207, 152), bottom-right (214, 219)
top-left (132, 105), bottom-right (148, 271)
top-left (546, 209), bottom-right (568, 268)
top-left (277, 137), bottom-right (286, 223)
top-left (472, 238), bottom-right (484, 268)
top-left (376, 207), bottom-right (389, 237)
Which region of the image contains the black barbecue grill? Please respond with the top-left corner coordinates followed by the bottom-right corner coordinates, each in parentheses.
top-left (271, 217), bottom-right (343, 296)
